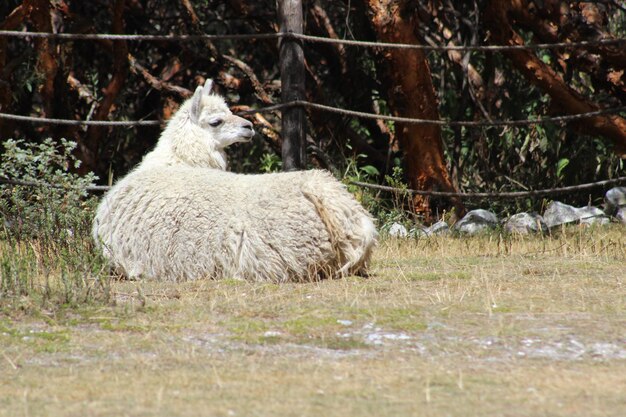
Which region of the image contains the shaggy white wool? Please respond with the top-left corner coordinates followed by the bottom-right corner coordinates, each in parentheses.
top-left (94, 167), bottom-right (376, 281)
top-left (93, 80), bottom-right (377, 282)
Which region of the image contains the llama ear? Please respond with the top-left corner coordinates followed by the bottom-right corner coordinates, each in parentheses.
top-left (202, 79), bottom-right (214, 96)
top-left (190, 85), bottom-right (203, 121)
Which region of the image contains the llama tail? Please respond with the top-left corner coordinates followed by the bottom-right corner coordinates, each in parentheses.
top-left (302, 185), bottom-right (377, 278)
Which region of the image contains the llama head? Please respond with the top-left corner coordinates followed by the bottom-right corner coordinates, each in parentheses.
top-left (151, 79), bottom-right (256, 170)
top-left (187, 79), bottom-right (255, 148)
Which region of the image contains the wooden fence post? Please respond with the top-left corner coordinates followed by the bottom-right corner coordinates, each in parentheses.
top-left (278, 0), bottom-right (306, 171)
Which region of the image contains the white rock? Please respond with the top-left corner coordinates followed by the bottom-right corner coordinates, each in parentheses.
top-left (578, 206), bottom-right (610, 226)
top-left (504, 212), bottom-right (547, 234)
top-left (543, 201), bottom-right (581, 227)
top-left (424, 220), bottom-right (450, 236)
top-left (616, 207), bottom-right (626, 224)
top-left (413, 220), bottom-right (449, 237)
top-left (604, 187), bottom-right (626, 215)
top-left (543, 201), bottom-right (609, 228)
top-left (388, 222), bottom-right (408, 237)
top-left (453, 209), bottom-right (498, 234)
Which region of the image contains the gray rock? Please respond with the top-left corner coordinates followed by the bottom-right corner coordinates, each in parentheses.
top-left (543, 201), bottom-right (581, 227)
top-left (605, 187), bottom-right (626, 215)
top-left (616, 207), bottom-right (626, 224)
top-left (425, 220), bottom-right (450, 236)
top-left (544, 201), bottom-right (609, 227)
top-left (388, 222), bottom-right (408, 238)
top-left (453, 209), bottom-right (498, 234)
top-left (414, 220), bottom-right (450, 237)
top-left (504, 212), bottom-right (547, 234)
top-left (578, 206), bottom-right (610, 226)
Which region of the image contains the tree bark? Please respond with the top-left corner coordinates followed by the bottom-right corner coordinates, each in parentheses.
top-left (365, 0), bottom-right (464, 220)
top-left (485, 0), bottom-right (626, 157)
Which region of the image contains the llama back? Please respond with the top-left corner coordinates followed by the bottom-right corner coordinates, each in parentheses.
top-left (93, 167), bottom-right (376, 282)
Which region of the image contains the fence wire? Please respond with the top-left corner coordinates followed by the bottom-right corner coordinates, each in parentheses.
top-left (0, 112), bottom-right (160, 126)
top-left (0, 176), bottom-right (110, 192)
top-left (349, 177), bottom-right (626, 200)
top-left (2, 104), bottom-right (625, 128)
top-left (277, 102), bottom-right (626, 127)
top-left (2, 175), bottom-right (625, 200)
top-left (1, 29), bottom-right (624, 51)
top-left (285, 32), bottom-right (626, 52)
top-left (0, 30), bottom-right (624, 127)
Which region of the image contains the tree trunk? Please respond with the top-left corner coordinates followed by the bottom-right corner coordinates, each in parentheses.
top-left (279, 0), bottom-right (306, 171)
top-left (485, 0), bottom-right (626, 157)
top-left (365, 0), bottom-right (464, 220)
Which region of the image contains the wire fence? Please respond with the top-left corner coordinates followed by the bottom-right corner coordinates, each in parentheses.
top-left (277, 102), bottom-right (626, 127)
top-left (0, 29), bottom-right (624, 127)
top-left (0, 112), bottom-right (160, 126)
top-left (1, 29), bottom-right (625, 200)
top-left (349, 177), bottom-right (626, 200)
top-left (1, 29), bottom-right (624, 51)
top-left (1, 104), bottom-right (624, 127)
top-left (2, 175), bottom-right (625, 200)
top-left (0, 176), bottom-right (110, 192)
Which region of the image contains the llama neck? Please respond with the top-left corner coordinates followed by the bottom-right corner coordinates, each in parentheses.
top-left (136, 102), bottom-right (228, 172)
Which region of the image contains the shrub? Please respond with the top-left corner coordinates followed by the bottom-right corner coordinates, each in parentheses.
top-left (0, 138), bottom-right (110, 310)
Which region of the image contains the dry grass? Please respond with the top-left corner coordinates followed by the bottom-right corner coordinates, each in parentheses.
top-left (1, 225), bottom-right (625, 416)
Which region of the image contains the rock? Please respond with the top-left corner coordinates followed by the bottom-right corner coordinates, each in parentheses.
top-left (543, 201), bottom-right (581, 227)
top-left (544, 201), bottom-right (609, 227)
top-left (388, 222), bottom-right (408, 237)
top-left (425, 220), bottom-right (450, 236)
top-left (413, 220), bottom-right (450, 237)
top-left (578, 206), bottom-right (610, 226)
top-left (616, 207), bottom-right (626, 224)
top-left (453, 209), bottom-right (498, 234)
top-left (604, 187), bottom-right (626, 215)
top-left (504, 212), bottom-right (547, 234)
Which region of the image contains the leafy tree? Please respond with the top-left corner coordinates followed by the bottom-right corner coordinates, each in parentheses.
top-left (0, 0), bottom-right (624, 219)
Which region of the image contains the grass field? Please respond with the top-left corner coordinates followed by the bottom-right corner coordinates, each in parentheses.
top-left (1, 226), bottom-right (625, 417)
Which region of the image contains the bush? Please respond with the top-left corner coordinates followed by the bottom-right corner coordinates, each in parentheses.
top-left (0, 138), bottom-right (98, 241)
top-left (0, 138), bottom-right (110, 310)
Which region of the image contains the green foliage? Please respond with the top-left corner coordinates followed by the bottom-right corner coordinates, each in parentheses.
top-left (556, 158), bottom-right (569, 180)
top-left (0, 139), bottom-right (110, 311)
top-left (343, 153), bottom-right (379, 182)
top-left (259, 152), bottom-right (282, 173)
top-left (343, 158), bottom-right (414, 232)
top-left (0, 138), bottom-right (98, 240)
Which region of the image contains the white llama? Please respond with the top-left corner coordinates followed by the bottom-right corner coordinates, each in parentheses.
top-left (93, 80), bottom-right (377, 282)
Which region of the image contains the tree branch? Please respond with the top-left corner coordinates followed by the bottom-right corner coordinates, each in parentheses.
top-left (485, 0), bottom-right (626, 156)
top-left (128, 54), bottom-right (192, 98)
top-left (222, 54), bottom-right (274, 104)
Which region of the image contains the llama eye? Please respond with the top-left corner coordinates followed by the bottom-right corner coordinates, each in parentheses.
top-left (209, 119), bottom-right (223, 127)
